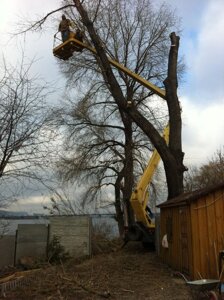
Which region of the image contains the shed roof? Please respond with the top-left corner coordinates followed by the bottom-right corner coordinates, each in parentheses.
top-left (157, 182), bottom-right (224, 208)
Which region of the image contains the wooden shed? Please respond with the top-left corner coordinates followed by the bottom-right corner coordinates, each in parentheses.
top-left (157, 182), bottom-right (224, 280)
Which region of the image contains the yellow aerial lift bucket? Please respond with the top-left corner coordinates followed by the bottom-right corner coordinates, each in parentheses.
top-left (53, 32), bottom-right (83, 60)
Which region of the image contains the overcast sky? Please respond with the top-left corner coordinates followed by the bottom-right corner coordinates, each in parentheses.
top-left (0, 0), bottom-right (224, 213)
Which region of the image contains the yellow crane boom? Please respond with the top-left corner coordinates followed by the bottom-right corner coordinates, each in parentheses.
top-left (130, 125), bottom-right (169, 228)
top-left (53, 35), bottom-right (166, 99)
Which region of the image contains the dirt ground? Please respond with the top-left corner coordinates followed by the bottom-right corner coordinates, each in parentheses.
top-left (2, 241), bottom-right (193, 300)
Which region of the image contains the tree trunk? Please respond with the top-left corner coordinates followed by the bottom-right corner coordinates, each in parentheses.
top-left (114, 176), bottom-right (125, 236)
top-left (163, 32), bottom-right (186, 197)
top-left (114, 111), bottom-right (135, 232)
top-left (73, 0), bottom-right (185, 199)
top-left (122, 113), bottom-right (135, 225)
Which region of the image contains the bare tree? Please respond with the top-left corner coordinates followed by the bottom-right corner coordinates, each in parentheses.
top-left (47, 0), bottom-right (180, 232)
top-left (49, 85), bottom-right (154, 234)
top-left (17, 0), bottom-right (185, 230)
top-left (0, 57), bottom-right (55, 208)
top-left (184, 147), bottom-right (224, 192)
top-left (71, 0), bottom-right (186, 200)
top-left (43, 181), bottom-right (88, 215)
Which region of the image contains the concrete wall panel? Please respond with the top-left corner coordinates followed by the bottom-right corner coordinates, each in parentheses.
top-left (49, 216), bottom-right (91, 258)
top-left (0, 236), bottom-right (15, 268)
top-left (15, 224), bottom-right (48, 263)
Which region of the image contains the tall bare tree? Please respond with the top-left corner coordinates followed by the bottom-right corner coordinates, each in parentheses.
top-left (48, 0), bottom-right (181, 231)
top-left (49, 83), bottom-right (154, 234)
top-left (70, 0), bottom-right (186, 200)
top-left (0, 58), bottom-right (54, 208)
top-left (18, 0), bottom-right (185, 230)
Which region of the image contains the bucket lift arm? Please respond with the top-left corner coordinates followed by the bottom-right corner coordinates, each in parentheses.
top-left (53, 35), bottom-right (166, 99)
top-left (130, 125), bottom-right (169, 229)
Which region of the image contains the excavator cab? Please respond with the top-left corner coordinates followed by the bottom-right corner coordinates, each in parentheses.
top-left (53, 31), bottom-right (84, 60)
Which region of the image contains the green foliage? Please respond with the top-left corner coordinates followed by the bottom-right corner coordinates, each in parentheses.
top-left (47, 235), bottom-right (70, 264)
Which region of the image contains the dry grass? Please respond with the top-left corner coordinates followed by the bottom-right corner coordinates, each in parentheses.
top-left (4, 241), bottom-right (193, 299)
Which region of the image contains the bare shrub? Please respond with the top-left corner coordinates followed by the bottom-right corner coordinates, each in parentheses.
top-left (91, 220), bottom-right (121, 255)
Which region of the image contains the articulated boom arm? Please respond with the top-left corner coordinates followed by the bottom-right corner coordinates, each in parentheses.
top-left (130, 126), bottom-right (169, 228)
top-left (53, 36), bottom-right (166, 99)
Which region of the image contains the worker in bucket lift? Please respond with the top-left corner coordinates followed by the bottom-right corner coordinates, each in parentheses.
top-left (58, 14), bottom-right (71, 42)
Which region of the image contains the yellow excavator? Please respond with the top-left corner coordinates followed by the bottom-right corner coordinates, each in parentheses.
top-left (53, 34), bottom-right (169, 245)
